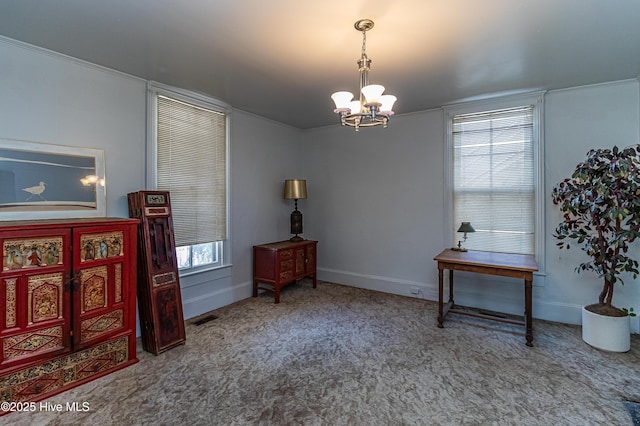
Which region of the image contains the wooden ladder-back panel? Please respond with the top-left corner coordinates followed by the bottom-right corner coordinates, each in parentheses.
top-left (128, 190), bottom-right (186, 355)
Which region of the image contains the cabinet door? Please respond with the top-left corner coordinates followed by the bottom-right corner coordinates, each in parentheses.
top-left (0, 229), bottom-right (72, 369)
top-left (72, 224), bottom-right (132, 350)
top-left (294, 247), bottom-right (306, 276)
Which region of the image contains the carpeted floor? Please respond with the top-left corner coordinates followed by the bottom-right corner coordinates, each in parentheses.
top-left (8, 280), bottom-right (640, 425)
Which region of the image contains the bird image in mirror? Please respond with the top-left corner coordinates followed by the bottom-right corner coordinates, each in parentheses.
top-left (22, 181), bottom-right (46, 201)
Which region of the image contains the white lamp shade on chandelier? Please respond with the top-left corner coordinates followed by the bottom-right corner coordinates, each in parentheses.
top-left (331, 91), bottom-right (355, 112)
top-left (360, 84), bottom-right (385, 105)
top-left (379, 95), bottom-right (398, 113)
top-left (331, 19), bottom-right (397, 130)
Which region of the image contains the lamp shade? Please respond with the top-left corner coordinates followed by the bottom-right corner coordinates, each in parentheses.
top-left (361, 84), bottom-right (385, 104)
top-left (348, 100), bottom-right (362, 114)
top-left (379, 95), bottom-right (397, 113)
top-left (457, 222), bottom-right (475, 233)
top-left (284, 179), bottom-right (307, 200)
top-left (331, 91), bottom-right (354, 110)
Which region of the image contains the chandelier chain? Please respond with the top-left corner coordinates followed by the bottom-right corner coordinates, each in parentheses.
top-left (361, 30), bottom-right (367, 57)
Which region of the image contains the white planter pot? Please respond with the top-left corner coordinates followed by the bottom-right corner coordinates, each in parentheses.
top-left (581, 306), bottom-right (630, 352)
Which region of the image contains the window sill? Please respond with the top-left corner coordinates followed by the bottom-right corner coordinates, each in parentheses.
top-left (179, 263), bottom-right (232, 279)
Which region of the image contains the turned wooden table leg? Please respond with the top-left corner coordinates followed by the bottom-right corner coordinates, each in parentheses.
top-left (438, 267), bottom-right (444, 328)
top-left (448, 269), bottom-right (454, 305)
top-left (525, 277), bottom-right (533, 346)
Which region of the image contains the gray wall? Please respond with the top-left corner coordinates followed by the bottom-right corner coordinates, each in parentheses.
top-left (0, 37), bottom-right (303, 323)
top-left (304, 79), bottom-right (640, 333)
top-left (303, 111), bottom-right (445, 295)
top-left (0, 38), bottom-right (147, 215)
top-left (2, 36), bottom-right (639, 334)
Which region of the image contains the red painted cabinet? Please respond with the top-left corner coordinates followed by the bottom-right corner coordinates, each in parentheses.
top-left (0, 218), bottom-right (138, 405)
top-left (253, 240), bottom-right (317, 303)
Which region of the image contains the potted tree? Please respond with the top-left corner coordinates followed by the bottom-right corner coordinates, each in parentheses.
top-left (551, 144), bottom-right (640, 352)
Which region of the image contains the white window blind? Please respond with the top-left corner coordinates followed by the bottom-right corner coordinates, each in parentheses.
top-left (157, 95), bottom-right (227, 247)
top-left (452, 106), bottom-right (534, 255)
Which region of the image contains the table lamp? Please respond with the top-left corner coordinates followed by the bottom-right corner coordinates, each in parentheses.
top-left (284, 179), bottom-right (307, 242)
top-left (453, 221), bottom-right (475, 252)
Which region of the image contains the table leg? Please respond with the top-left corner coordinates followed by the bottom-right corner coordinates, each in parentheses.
top-left (448, 269), bottom-right (454, 305)
top-left (312, 274), bottom-right (317, 289)
top-left (525, 278), bottom-right (533, 347)
top-left (253, 279), bottom-right (258, 297)
top-left (438, 267), bottom-right (444, 328)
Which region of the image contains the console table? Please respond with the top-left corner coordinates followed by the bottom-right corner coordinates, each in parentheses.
top-left (434, 249), bottom-right (538, 346)
top-left (253, 240), bottom-right (317, 303)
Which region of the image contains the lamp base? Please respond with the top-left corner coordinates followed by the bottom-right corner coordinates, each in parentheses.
top-left (289, 235), bottom-right (303, 242)
top-left (451, 240), bottom-right (467, 252)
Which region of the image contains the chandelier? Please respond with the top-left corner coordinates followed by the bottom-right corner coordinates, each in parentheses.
top-left (331, 19), bottom-right (397, 131)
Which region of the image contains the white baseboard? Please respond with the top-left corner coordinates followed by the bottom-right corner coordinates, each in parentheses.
top-left (182, 281), bottom-right (252, 320)
top-left (318, 267), bottom-right (439, 301)
top-left (317, 267), bottom-right (639, 334)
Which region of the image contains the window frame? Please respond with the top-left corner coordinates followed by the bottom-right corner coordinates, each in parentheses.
top-left (146, 81), bottom-right (231, 275)
top-left (443, 91), bottom-right (546, 273)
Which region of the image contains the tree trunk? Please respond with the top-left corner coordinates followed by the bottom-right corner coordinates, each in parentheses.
top-left (598, 279), bottom-right (614, 307)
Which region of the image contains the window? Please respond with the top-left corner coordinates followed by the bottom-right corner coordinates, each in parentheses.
top-left (175, 241), bottom-right (222, 270)
top-left (147, 83), bottom-right (229, 272)
top-left (444, 93), bottom-right (544, 264)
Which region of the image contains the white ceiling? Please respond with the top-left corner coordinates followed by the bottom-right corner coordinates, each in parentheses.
top-left (1, 0), bottom-right (639, 129)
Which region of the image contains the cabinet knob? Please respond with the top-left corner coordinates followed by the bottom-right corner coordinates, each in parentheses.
top-left (65, 272), bottom-right (81, 292)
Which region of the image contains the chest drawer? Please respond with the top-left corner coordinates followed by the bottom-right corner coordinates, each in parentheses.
top-left (280, 259), bottom-right (294, 272)
top-left (279, 249), bottom-right (293, 260)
